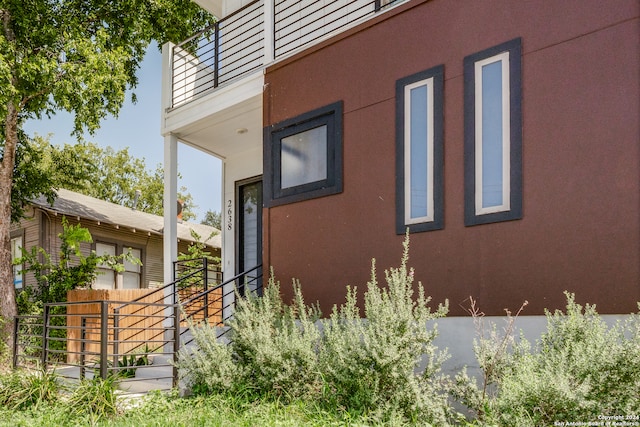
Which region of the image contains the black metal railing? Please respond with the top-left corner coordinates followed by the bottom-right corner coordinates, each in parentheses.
top-left (172, 0), bottom-right (265, 107)
top-left (13, 260), bottom-right (262, 392)
top-left (170, 0), bottom-right (404, 107)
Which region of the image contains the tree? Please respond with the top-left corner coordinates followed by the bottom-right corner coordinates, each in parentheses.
top-left (11, 134), bottom-right (90, 222)
top-left (50, 142), bottom-right (196, 220)
top-left (201, 210), bottom-right (222, 229)
top-left (0, 1), bottom-right (214, 351)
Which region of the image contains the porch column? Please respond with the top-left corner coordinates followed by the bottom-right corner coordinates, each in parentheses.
top-left (264, 0), bottom-right (275, 63)
top-left (163, 133), bottom-right (178, 289)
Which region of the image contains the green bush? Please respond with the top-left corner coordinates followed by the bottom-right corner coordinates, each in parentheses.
top-left (0, 369), bottom-right (60, 410)
top-left (318, 236), bottom-right (450, 425)
top-left (178, 234), bottom-right (454, 425)
top-left (67, 376), bottom-right (119, 420)
top-left (455, 292), bottom-right (640, 426)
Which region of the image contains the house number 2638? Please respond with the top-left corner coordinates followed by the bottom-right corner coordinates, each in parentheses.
top-left (227, 200), bottom-right (233, 231)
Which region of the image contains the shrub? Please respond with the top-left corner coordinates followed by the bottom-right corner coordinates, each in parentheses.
top-left (455, 292), bottom-right (640, 426)
top-left (66, 376), bottom-right (119, 420)
top-left (318, 235), bottom-right (450, 425)
top-left (178, 275), bottom-right (322, 401)
top-left (0, 369), bottom-right (60, 410)
top-left (176, 320), bottom-right (239, 395)
top-left (178, 233), bottom-right (454, 425)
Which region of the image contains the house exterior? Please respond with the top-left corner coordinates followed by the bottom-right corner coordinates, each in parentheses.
top-left (10, 188), bottom-right (220, 291)
top-left (160, 0), bottom-right (639, 324)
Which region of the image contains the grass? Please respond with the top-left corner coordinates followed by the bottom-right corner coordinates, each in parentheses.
top-left (0, 390), bottom-right (398, 427)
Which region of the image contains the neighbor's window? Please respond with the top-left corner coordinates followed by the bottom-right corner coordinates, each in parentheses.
top-left (464, 38), bottom-right (522, 226)
top-left (265, 101), bottom-right (343, 206)
top-left (396, 65), bottom-right (444, 234)
top-left (94, 242), bottom-right (142, 289)
top-left (122, 247), bottom-right (141, 289)
top-left (11, 236), bottom-right (23, 289)
top-left (95, 242), bottom-right (116, 289)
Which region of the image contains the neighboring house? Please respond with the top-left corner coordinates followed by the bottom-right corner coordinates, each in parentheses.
top-left (10, 188), bottom-right (221, 292)
top-left (159, 0), bottom-right (639, 327)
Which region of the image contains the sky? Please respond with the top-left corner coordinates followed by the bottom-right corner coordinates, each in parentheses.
top-left (23, 43), bottom-right (223, 223)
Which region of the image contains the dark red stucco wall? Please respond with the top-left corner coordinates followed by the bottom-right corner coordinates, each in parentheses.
top-left (263, 0), bottom-right (640, 315)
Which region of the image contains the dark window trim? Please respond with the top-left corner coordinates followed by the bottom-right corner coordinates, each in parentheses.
top-left (464, 37), bottom-right (523, 226)
top-left (264, 101), bottom-right (343, 207)
top-left (395, 64), bottom-right (445, 234)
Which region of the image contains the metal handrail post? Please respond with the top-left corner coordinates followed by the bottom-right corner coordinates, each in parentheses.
top-left (172, 302), bottom-right (181, 388)
top-left (204, 257), bottom-right (209, 321)
top-left (12, 317), bottom-right (19, 368)
top-left (80, 317), bottom-right (86, 380)
top-left (41, 305), bottom-right (50, 369)
top-left (112, 308), bottom-right (120, 373)
top-left (100, 301), bottom-right (109, 380)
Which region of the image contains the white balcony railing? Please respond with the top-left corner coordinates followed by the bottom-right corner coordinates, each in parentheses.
top-left (170, 0), bottom-right (403, 108)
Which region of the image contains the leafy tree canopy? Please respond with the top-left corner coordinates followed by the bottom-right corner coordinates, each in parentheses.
top-left (201, 210), bottom-right (221, 229)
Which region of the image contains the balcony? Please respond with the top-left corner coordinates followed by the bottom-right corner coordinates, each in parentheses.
top-left (168, 0), bottom-right (404, 110)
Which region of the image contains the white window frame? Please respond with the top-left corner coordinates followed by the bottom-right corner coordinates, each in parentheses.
top-left (474, 51), bottom-right (511, 215)
top-left (404, 77), bottom-right (435, 225)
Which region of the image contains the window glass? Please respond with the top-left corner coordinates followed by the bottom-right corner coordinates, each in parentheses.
top-left (281, 125), bottom-right (328, 189)
top-left (396, 65), bottom-right (444, 234)
top-left (95, 242), bottom-right (116, 289)
top-left (123, 247), bottom-right (141, 289)
top-left (11, 236), bottom-right (23, 289)
top-left (480, 59), bottom-right (505, 209)
top-left (408, 83), bottom-right (430, 221)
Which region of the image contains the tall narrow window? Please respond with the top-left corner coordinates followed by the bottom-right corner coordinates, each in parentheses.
top-left (464, 38), bottom-right (522, 226)
top-left (95, 242), bottom-right (116, 289)
top-left (122, 248), bottom-right (141, 289)
top-left (11, 236), bottom-right (23, 289)
top-left (396, 65), bottom-right (444, 234)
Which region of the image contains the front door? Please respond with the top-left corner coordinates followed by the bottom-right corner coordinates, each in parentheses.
top-left (236, 177), bottom-right (262, 295)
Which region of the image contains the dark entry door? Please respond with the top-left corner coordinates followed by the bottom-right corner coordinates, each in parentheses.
top-left (236, 178), bottom-right (262, 295)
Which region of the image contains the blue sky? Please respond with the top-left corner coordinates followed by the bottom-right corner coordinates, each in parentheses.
top-left (23, 43), bottom-right (223, 222)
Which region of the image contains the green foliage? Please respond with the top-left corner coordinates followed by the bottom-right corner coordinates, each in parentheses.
top-left (48, 142), bottom-right (196, 219)
top-left (1, 0), bottom-right (215, 328)
top-left (11, 134), bottom-right (91, 222)
top-left (318, 234), bottom-right (450, 425)
top-left (454, 293), bottom-right (640, 426)
top-left (176, 229), bottom-right (220, 289)
top-left (201, 210), bottom-right (222, 229)
top-left (0, 369), bottom-right (60, 410)
top-left (178, 233), bottom-right (453, 425)
top-left (15, 218), bottom-right (139, 358)
top-left (229, 277), bottom-right (323, 401)
top-left (66, 376), bottom-right (119, 421)
top-left (17, 217), bottom-right (138, 307)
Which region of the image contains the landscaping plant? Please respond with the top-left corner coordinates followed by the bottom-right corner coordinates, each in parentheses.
top-left (454, 292), bottom-right (640, 426)
top-left (178, 233), bottom-right (454, 425)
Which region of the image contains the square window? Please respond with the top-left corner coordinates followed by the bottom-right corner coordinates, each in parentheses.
top-left (464, 38), bottom-right (522, 226)
top-left (265, 101), bottom-right (343, 206)
top-left (396, 65), bottom-right (444, 234)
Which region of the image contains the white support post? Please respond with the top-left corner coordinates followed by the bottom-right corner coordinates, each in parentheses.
top-left (264, 0), bottom-right (275, 64)
top-left (163, 134), bottom-right (178, 350)
top-left (163, 134), bottom-right (178, 290)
